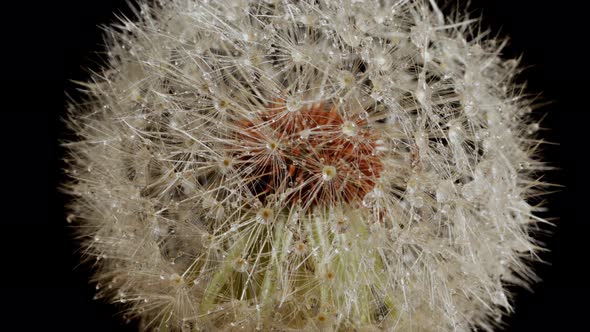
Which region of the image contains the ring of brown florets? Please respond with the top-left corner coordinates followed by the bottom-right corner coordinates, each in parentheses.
top-left (233, 99), bottom-right (383, 211)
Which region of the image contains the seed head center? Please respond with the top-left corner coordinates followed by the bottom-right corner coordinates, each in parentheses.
top-left (236, 100), bottom-right (383, 209)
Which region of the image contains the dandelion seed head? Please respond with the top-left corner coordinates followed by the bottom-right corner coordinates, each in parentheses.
top-left (256, 207), bottom-right (274, 224)
top-left (65, 0), bottom-right (549, 330)
top-left (292, 241), bottom-right (308, 256)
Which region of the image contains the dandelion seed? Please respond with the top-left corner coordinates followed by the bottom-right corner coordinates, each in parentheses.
top-left (292, 241), bottom-right (308, 256)
top-left (256, 208), bottom-right (274, 224)
top-left (324, 270), bottom-right (336, 282)
top-left (330, 215), bottom-right (349, 234)
top-left (233, 257), bottom-right (249, 273)
top-left (316, 312), bottom-right (328, 323)
top-left (169, 273), bottom-right (184, 285)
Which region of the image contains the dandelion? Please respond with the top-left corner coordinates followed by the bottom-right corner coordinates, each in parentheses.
top-left (64, 0), bottom-right (547, 331)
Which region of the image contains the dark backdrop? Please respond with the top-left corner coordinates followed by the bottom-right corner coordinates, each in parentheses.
top-left (4, 0), bottom-right (585, 330)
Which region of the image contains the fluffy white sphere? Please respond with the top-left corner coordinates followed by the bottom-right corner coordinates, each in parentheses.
top-left (65, 0), bottom-right (546, 330)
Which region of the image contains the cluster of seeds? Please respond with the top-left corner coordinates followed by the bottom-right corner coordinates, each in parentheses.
top-left (65, 0), bottom-right (546, 331)
top-left (235, 99), bottom-right (384, 209)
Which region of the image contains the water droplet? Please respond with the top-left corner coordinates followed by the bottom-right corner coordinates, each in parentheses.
top-left (436, 181), bottom-right (454, 203)
top-left (232, 257), bottom-right (249, 272)
top-left (338, 70), bottom-right (355, 89)
top-left (527, 123), bottom-right (540, 135)
top-left (266, 141), bottom-right (279, 151)
top-left (341, 121), bottom-right (358, 137)
top-left (363, 192), bottom-right (376, 208)
top-left (412, 196), bottom-right (424, 208)
top-left (201, 232), bottom-right (215, 248)
top-left (299, 129), bottom-right (312, 139)
top-left (462, 181), bottom-right (479, 201)
top-left (291, 50), bottom-right (304, 64)
top-left (322, 165), bottom-right (337, 181)
top-left (286, 97), bottom-right (300, 112)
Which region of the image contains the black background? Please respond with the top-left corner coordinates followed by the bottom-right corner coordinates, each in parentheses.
top-left (4, 0), bottom-right (586, 330)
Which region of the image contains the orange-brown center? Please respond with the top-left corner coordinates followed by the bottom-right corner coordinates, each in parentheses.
top-left (235, 100), bottom-right (383, 209)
